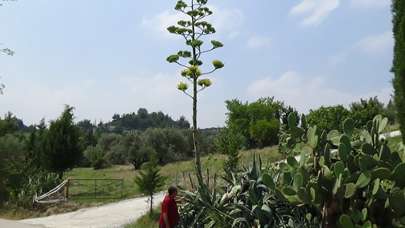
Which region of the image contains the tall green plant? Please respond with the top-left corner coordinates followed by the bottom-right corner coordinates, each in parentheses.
top-left (43, 105), bottom-right (82, 176)
top-left (214, 128), bottom-right (244, 178)
top-left (392, 0), bottom-right (405, 143)
top-left (166, 0), bottom-right (224, 187)
top-left (134, 160), bottom-right (166, 216)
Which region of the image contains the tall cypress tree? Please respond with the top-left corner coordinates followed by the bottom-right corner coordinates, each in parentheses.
top-left (43, 106), bottom-right (82, 176)
top-left (392, 0), bottom-right (405, 142)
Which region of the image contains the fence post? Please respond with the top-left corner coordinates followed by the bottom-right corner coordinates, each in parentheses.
top-left (121, 180), bottom-right (124, 199)
top-left (94, 179), bottom-right (97, 199)
top-left (65, 179), bottom-right (70, 199)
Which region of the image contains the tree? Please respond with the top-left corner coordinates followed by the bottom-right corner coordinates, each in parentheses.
top-left (349, 97), bottom-right (385, 127)
top-left (306, 105), bottom-right (351, 132)
top-left (249, 119), bottom-right (279, 148)
top-left (134, 160), bottom-right (166, 216)
top-left (166, 0), bottom-right (224, 186)
top-left (0, 134), bottom-right (26, 204)
top-left (43, 106), bottom-right (82, 176)
top-left (385, 99), bottom-right (397, 124)
top-left (392, 0), bottom-right (405, 142)
top-left (225, 98), bottom-right (283, 148)
top-left (84, 145), bottom-right (109, 170)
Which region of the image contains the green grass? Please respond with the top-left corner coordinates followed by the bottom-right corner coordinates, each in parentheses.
top-left (384, 124), bottom-right (400, 133)
top-left (125, 209), bottom-right (160, 228)
top-left (388, 136), bottom-right (403, 151)
top-left (63, 146), bottom-right (281, 204)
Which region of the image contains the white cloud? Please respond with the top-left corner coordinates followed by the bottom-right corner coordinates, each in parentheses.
top-left (351, 0), bottom-right (390, 9)
top-left (141, 10), bottom-right (186, 39)
top-left (290, 0), bottom-right (340, 26)
top-left (247, 35), bottom-right (271, 49)
top-left (1, 73), bottom-right (226, 128)
top-left (141, 6), bottom-right (244, 39)
top-left (247, 71), bottom-right (391, 113)
top-left (357, 31), bottom-right (393, 54)
top-left (328, 31), bottom-right (393, 66)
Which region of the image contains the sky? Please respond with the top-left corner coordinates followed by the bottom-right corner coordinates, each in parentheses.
top-left (0, 0), bottom-right (394, 128)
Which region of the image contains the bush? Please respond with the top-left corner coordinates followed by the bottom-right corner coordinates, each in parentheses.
top-left (214, 128), bottom-right (245, 176)
top-left (10, 172), bottom-right (61, 208)
top-left (84, 146), bottom-right (109, 170)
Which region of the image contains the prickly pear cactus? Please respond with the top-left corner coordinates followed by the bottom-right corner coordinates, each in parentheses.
top-left (277, 114), bottom-right (405, 227)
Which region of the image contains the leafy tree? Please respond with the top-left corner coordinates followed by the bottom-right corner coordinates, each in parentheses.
top-left (43, 106), bottom-right (82, 176)
top-left (226, 98), bottom-right (283, 148)
top-left (392, 0), bottom-right (405, 142)
top-left (84, 145), bottom-right (109, 170)
top-left (0, 112), bottom-right (19, 137)
top-left (103, 109), bottom-right (190, 133)
top-left (134, 160), bottom-right (166, 216)
top-left (385, 99), bottom-right (397, 124)
top-left (128, 144), bottom-right (156, 170)
top-left (166, 0), bottom-right (224, 186)
top-left (0, 134), bottom-right (26, 204)
top-left (306, 105), bottom-right (351, 132)
top-left (143, 128), bottom-right (191, 164)
top-left (249, 119), bottom-right (280, 148)
top-left (350, 97), bottom-right (385, 127)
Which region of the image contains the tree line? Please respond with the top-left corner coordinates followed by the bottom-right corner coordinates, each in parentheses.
top-left (224, 96), bottom-right (398, 150)
top-left (0, 106), bottom-right (212, 207)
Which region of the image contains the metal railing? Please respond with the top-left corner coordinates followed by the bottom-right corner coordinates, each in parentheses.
top-left (66, 178), bottom-right (124, 200)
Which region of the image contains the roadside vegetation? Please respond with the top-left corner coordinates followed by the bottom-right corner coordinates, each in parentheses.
top-left (0, 0), bottom-right (404, 227)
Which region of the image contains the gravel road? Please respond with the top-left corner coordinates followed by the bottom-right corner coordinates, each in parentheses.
top-left (20, 193), bottom-right (165, 228)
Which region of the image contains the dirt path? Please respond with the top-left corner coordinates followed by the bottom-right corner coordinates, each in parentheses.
top-left (20, 193), bottom-right (164, 228)
top-left (0, 219), bottom-right (44, 228)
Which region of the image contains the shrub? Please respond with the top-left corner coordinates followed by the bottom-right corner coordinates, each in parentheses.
top-left (134, 160), bottom-right (166, 216)
top-left (10, 172), bottom-right (61, 208)
top-left (84, 146), bottom-right (109, 170)
top-left (214, 128), bottom-right (245, 177)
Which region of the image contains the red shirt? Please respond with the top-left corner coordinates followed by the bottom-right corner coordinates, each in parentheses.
top-left (159, 195), bottom-right (179, 228)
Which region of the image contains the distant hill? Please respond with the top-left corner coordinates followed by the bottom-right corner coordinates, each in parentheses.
top-left (96, 108), bottom-right (190, 133)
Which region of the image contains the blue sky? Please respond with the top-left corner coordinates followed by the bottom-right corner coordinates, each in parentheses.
top-left (0, 0), bottom-right (393, 128)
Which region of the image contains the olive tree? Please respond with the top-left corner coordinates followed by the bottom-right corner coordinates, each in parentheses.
top-left (166, 0), bottom-right (224, 186)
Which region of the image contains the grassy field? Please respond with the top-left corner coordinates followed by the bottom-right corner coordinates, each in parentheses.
top-left (125, 209), bottom-right (160, 228)
top-left (64, 146), bottom-right (280, 204)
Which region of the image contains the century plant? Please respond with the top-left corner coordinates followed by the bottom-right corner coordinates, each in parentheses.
top-left (166, 0), bottom-right (224, 188)
top-left (178, 156), bottom-right (317, 228)
top-left (275, 113), bottom-right (405, 227)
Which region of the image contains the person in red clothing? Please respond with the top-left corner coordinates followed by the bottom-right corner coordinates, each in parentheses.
top-left (159, 186), bottom-right (179, 228)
